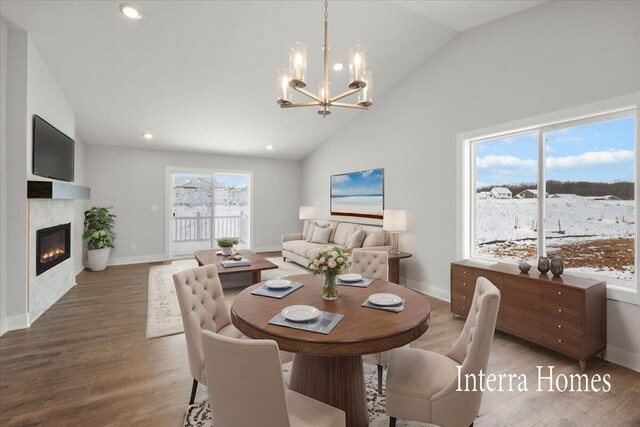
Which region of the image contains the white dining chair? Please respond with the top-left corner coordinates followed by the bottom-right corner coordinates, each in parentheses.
top-left (201, 330), bottom-right (346, 427)
top-left (386, 277), bottom-right (501, 427)
top-left (173, 264), bottom-right (291, 404)
top-left (349, 249), bottom-right (391, 393)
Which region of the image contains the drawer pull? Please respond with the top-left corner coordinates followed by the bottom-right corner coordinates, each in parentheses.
top-left (558, 324), bottom-right (562, 329)
top-left (463, 283), bottom-right (466, 287)
top-left (462, 295), bottom-right (466, 299)
top-left (558, 291), bottom-right (562, 295)
top-left (462, 307), bottom-right (466, 311)
top-left (558, 308), bottom-right (562, 313)
top-left (463, 271), bottom-right (466, 274)
top-left (558, 339), bottom-right (563, 343)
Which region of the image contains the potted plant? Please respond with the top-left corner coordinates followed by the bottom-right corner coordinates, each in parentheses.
top-left (83, 207), bottom-right (116, 271)
top-left (216, 238), bottom-right (238, 256)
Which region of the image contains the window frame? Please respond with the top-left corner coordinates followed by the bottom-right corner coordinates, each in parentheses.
top-left (457, 93), bottom-right (640, 305)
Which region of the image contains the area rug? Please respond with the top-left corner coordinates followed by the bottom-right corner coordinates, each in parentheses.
top-left (183, 362), bottom-right (429, 427)
top-left (146, 257), bottom-right (309, 339)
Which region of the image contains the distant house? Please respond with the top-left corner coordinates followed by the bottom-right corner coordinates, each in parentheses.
top-left (490, 187), bottom-right (512, 199)
top-left (477, 191), bottom-right (494, 199)
top-left (515, 189), bottom-right (547, 199)
top-left (553, 193), bottom-right (583, 199)
top-left (587, 195), bottom-right (622, 201)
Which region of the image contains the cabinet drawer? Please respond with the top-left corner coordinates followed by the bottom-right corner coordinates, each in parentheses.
top-left (542, 327), bottom-right (583, 359)
top-left (498, 305), bottom-right (541, 342)
top-left (451, 266), bottom-right (502, 289)
top-left (541, 284), bottom-right (582, 307)
top-left (451, 276), bottom-right (475, 296)
top-left (502, 275), bottom-right (541, 295)
top-left (542, 299), bottom-right (583, 326)
top-left (542, 315), bottom-right (583, 341)
top-left (451, 289), bottom-right (471, 317)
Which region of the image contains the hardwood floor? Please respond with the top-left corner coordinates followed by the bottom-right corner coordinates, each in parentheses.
top-left (1, 260), bottom-right (639, 426)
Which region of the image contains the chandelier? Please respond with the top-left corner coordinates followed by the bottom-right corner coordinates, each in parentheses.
top-left (276, 0), bottom-right (373, 117)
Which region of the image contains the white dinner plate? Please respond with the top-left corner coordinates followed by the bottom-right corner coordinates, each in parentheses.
top-left (282, 305), bottom-right (321, 322)
top-left (265, 279), bottom-right (292, 289)
top-left (338, 273), bottom-right (362, 283)
top-left (368, 293), bottom-right (402, 307)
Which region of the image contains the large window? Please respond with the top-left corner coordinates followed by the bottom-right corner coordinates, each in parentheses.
top-left (471, 110), bottom-right (637, 286)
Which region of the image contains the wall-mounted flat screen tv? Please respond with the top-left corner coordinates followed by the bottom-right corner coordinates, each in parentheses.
top-left (33, 115), bottom-right (74, 182)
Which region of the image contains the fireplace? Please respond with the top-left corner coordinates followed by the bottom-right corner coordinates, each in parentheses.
top-left (36, 223), bottom-right (71, 276)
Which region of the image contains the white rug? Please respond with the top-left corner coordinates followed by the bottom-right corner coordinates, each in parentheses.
top-left (183, 362), bottom-right (429, 427)
top-left (146, 257), bottom-right (309, 339)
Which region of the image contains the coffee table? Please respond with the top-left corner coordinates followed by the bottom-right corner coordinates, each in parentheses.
top-left (194, 249), bottom-right (278, 284)
top-left (231, 273), bottom-right (431, 427)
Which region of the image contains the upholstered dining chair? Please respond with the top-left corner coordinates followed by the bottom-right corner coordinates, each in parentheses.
top-left (349, 249), bottom-right (390, 393)
top-left (173, 264), bottom-right (291, 404)
top-left (386, 277), bottom-right (501, 427)
top-left (201, 330), bottom-right (346, 427)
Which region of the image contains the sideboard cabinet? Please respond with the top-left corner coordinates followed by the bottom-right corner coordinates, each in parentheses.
top-left (451, 260), bottom-right (606, 371)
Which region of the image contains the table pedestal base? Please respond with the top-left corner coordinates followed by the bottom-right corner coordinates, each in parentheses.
top-left (290, 353), bottom-right (368, 427)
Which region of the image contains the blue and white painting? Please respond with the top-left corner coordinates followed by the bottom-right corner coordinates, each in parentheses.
top-left (331, 168), bottom-right (384, 219)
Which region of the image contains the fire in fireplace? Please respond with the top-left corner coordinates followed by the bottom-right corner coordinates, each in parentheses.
top-left (36, 223), bottom-right (71, 275)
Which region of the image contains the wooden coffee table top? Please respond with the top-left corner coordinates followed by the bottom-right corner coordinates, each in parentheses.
top-left (194, 249), bottom-right (278, 275)
top-left (231, 274), bottom-right (431, 356)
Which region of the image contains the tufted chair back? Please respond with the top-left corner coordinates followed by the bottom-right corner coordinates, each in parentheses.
top-left (349, 249), bottom-right (389, 280)
top-left (173, 264), bottom-right (234, 384)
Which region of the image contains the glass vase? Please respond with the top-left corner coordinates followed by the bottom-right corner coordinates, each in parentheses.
top-left (323, 271), bottom-right (338, 300)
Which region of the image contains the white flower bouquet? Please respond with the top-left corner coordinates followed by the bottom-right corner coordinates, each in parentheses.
top-left (308, 246), bottom-right (348, 300)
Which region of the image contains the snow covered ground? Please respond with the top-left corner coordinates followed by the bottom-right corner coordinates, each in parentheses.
top-left (476, 197), bottom-right (635, 281)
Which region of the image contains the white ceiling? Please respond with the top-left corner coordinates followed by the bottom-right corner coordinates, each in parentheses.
top-left (0, 1), bottom-right (545, 159)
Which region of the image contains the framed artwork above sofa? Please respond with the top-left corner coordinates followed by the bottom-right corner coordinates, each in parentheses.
top-left (330, 168), bottom-right (384, 219)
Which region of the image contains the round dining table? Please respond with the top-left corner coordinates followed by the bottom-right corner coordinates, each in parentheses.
top-left (231, 274), bottom-right (431, 427)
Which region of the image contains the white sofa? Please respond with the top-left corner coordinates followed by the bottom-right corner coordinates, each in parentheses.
top-left (282, 220), bottom-right (392, 268)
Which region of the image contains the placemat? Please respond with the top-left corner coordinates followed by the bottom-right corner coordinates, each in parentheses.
top-left (268, 311), bottom-right (344, 334)
top-left (362, 298), bottom-right (405, 313)
top-left (251, 281), bottom-right (304, 299)
top-left (336, 277), bottom-right (375, 287)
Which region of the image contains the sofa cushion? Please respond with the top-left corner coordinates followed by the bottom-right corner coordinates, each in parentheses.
top-left (283, 240), bottom-right (324, 257)
top-left (333, 223), bottom-right (359, 245)
top-left (310, 226), bottom-right (332, 244)
top-left (306, 222), bottom-right (329, 242)
top-left (346, 229), bottom-right (366, 249)
top-left (363, 229), bottom-right (386, 247)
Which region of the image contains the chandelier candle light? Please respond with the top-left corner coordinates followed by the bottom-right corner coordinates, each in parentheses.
top-left (277, 0), bottom-right (373, 117)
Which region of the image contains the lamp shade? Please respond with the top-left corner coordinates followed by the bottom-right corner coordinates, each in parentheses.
top-left (299, 206), bottom-right (316, 220)
top-left (383, 210), bottom-right (406, 232)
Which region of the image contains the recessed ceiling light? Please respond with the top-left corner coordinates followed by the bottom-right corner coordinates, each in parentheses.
top-left (332, 62), bottom-right (344, 71)
top-left (266, 145), bottom-right (274, 150)
top-left (120, 3), bottom-right (142, 20)
top-left (143, 133), bottom-right (153, 140)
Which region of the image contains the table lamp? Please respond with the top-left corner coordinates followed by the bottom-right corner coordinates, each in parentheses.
top-left (383, 210), bottom-right (406, 254)
top-left (299, 206), bottom-right (316, 220)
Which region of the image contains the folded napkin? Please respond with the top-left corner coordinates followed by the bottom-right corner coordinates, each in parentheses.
top-left (268, 311), bottom-right (344, 334)
top-left (336, 277), bottom-right (375, 287)
top-left (362, 298), bottom-right (405, 313)
top-left (251, 281), bottom-right (304, 299)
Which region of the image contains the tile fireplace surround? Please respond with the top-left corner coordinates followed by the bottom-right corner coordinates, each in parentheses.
top-left (29, 200), bottom-right (76, 322)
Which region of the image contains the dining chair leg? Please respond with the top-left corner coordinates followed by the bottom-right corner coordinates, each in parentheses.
top-left (389, 417), bottom-right (397, 427)
top-left (377, 364), bottom-right (383, 394)
top-left (189, 379), bottom-right (198, 405)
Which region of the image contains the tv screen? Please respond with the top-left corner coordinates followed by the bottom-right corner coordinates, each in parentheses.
top-left (33, 115), bottom-right (74, 182)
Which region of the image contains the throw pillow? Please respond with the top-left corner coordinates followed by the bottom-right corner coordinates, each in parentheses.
top-left (346, 229), bottom-right (366, 249)
top-left (362, 230), bottom-right (386, 247)
top-left (310, 225), bottom-right (332, 244)
top-left (306, 222), bottom-right (329, 242)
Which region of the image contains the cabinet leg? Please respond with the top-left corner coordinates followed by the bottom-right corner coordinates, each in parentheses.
top-left (600, 349), bottom-right (606, 362)
top-left (579, 360), bottom-right (585, 372)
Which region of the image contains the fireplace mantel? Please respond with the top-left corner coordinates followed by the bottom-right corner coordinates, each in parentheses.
top-left (28, 181), bottom-right (90, 200)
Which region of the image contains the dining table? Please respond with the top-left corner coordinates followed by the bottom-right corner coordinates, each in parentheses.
top-left (230, 273), bottom-right (431, 427)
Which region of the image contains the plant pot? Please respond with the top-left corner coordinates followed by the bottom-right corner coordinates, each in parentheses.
top-left (221, 247), bottom-right (232, 256)
top-left (88, 248), bottom-right (110, 271)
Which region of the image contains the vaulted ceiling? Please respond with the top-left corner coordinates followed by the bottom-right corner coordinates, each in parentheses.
top-left (0, 1), bottom-right (545, 159)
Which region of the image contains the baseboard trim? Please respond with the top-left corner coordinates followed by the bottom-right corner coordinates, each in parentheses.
top-left (0, 313), bottom-right (30, 336)
top-left (404, 278), bottom-right (450, 302)
top-left (252, 245), bottom-right (281, 253)
top-left (107, 254), bottom-right (169, 266)
top-left (605, 345), bottom-right (640, 372)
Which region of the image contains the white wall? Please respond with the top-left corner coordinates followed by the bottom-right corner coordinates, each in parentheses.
top-left (302, 1), bottom-right (640, 369)
top-left (1, 28), bottom-right (84, 334)
top-left (84, 144), bottom-right (302, 264)
top-left (74, 135), bottom-right (86, 274)
top-left (0, 18), bottom-right (8, 335)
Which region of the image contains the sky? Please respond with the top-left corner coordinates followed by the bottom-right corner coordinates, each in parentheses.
top-left (476, 116), bottom-right (635, 187)
top-left (331, 168), bottom-right (383, 196)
